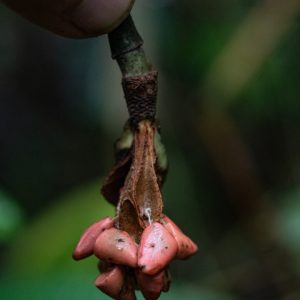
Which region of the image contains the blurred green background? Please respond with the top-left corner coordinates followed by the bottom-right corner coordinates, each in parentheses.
top-left (1, 1), bottom-right (300, 299)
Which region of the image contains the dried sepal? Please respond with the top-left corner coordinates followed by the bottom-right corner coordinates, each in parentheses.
top-left (138, 222), bottom-right (178, 275)
top-left (94, 227), bottom-right (138, 267)
top-left (119, 121), bottom-right (163, 233)
top-left (73, 217), bottom-right (114, 260)
top-left (162, 215), bottom-right (198, 260)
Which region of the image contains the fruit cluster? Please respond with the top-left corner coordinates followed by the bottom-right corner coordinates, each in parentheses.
top-left (73, 215), bottom-right (198, 299)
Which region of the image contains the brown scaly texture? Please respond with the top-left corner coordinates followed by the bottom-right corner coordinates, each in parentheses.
top-left (122, 72), bottom-right (158, 127)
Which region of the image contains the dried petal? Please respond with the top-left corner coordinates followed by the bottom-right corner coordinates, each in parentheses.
top-left (138, 222), bottom-right (178, 275)
top-left (73, 217), bottom-right (114, 260)
top-left (94, 227), bottom-right (138, 267)
top-left (135, 269), bottom-right (166, 300)
top-left (95, 265), bottom-right (124, 298)
top-left (162, 215), bottom-right (198, 260)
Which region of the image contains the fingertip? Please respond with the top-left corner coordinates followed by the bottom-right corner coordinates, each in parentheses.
top-left (70, 0), bottom-right (135, 36)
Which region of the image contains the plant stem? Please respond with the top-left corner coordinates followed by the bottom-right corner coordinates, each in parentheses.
top-left (108, 15), bottom-right (152, 77)
top-left (108, 15), bottom-right (158, 127)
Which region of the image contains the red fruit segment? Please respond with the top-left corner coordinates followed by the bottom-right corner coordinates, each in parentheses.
top-left (94, 227), bottom-right (138, 267)
top-left (136, 269), bottom-right (168, 300)
top-left (162, 215), bottom-right (198, 260)
top-left (138, 223), bottom-right (178, 275)
top-left (95, 265), bottom-right (124, 298)
top-left (73, 217), bottom-right (114, 260)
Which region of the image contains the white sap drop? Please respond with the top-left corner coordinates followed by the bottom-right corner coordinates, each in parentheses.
top-left (145, 208), bottom-right (152, 224)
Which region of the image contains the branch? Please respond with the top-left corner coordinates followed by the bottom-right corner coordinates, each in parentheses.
top-left (108, 15), bottom-right (152, 77)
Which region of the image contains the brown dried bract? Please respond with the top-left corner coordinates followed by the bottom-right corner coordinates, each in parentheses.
top-left (115, 121), bottom-right (163, 240)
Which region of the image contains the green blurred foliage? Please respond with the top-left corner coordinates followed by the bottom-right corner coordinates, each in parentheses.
top-left (6, 181), bottom-right (114, 275)
top-left (0, 189), bottom-right (23, 241)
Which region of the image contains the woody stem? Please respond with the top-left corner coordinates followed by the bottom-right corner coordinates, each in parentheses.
top-left (108, 15), bottom-right (153, 77)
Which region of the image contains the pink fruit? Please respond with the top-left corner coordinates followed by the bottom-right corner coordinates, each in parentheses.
top-left (94, 227), bottom-right (138, 267)
top-left (138, 222), bottom-right (178, 275)
top-left (162, 215), bottom-right (198, 260)
top-left (136, 269), bottom-right (166, 300)
top-left (95, 265), bottom-right (124, 298)
top-left (73, 217), bottom-right (114, 260)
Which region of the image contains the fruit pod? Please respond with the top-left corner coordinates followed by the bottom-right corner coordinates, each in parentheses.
top-left (95, 265), bottom-right (125, 298)
top-left (162, 215), bottom-right (198, 260)
top-left (136, 269), bottom-right (171, 300)
top-left (94, 227), bottom-right (138, 267)
top-left (138, 222), bottom-right (178, 275)
top-left (73, 217), bottom-right (114, 260)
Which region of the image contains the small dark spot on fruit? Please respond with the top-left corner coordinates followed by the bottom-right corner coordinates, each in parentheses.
top-left (150, 243), bottom-right (155, 248)
top-left (117, 238), bottom-right (125, 243)
top-left (165, 246), bottom-right (168, 250)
